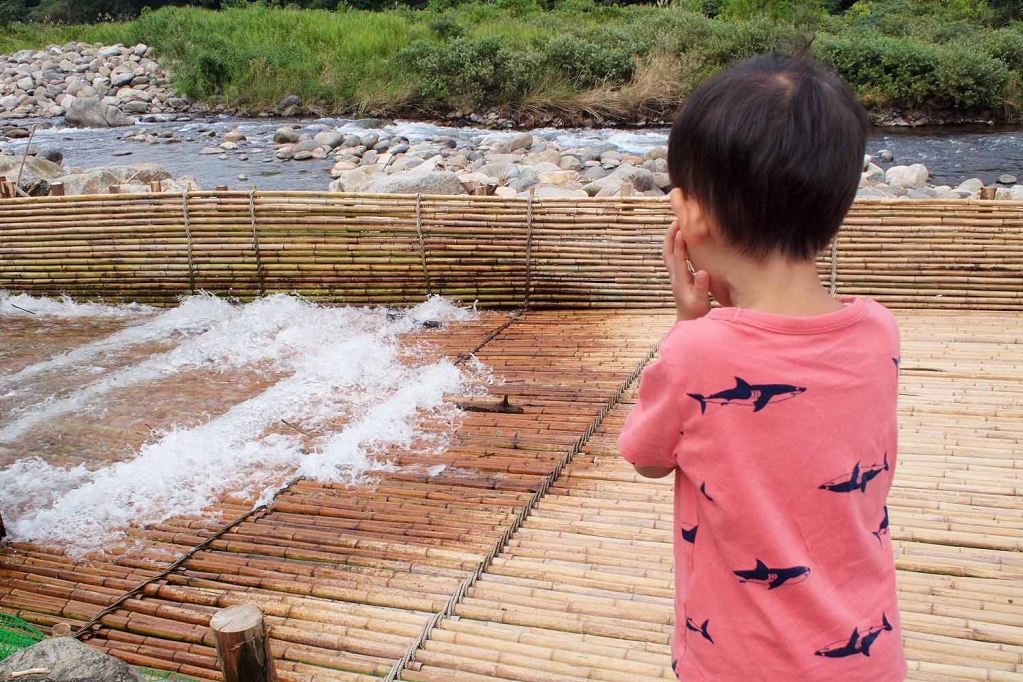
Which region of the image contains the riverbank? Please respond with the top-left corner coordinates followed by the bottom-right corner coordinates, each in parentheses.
top-left (2, 3), bottom-right (1023, 127)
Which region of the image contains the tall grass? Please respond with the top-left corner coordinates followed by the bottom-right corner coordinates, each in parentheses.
top-left (3, 1), bottom-right (1023, 121)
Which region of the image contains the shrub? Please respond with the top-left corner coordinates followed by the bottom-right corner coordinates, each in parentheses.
top-left (977, 27), bottom-right (1023, 71)
top-left (398, 36), bottom-right (536, 105)
top-left (429, 14), bottom-right (465, 38)
top-left (541, 35), bottom-right (636, 86)
top-left (934, 46), bottom-right (1010, 109)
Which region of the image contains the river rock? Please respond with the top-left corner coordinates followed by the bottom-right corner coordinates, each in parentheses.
top-left (0, 637), bottom-right (143, 682)
top-left (536, 170), bottom-right (579, 188)
top-left (508, 132), bottom-right (533, 152)
top-left (582, 165), bottom-right (655, 196)
top-left (876, 149), bottom-right (894, 163)
top-left (294, 150), bottom-right (313, 161)
top-left (274, 127), bottom-right (301, 144)
top-left (998, 174), bottom-right (1018, 185)
top-left (292, 139), bottom-right (321, 154)
top-left (55, 163), bottom-right (172, 195)
top-left (0, 156), bottom-right (64, 194)
top-left (527, 184), bottom-right (588, 198)
top-left (479, 162), bottom-right (520, 183)
top-left (314, 131), bottom-right (346, 149)
top-left (330, 166), bottom-right (381, 193)
top-left (224, 130), bottom-right (246, 143)
top-left (366, 170), bottom-right (465, 195)
top-left (884, 164), bottom-right (929, 190)
top-left (558, 155), bottom-right (582, 171)
top-left (36, 146), bottom-right (63, 165)
top-left (956, 178), bottom-right (984, 194)
top-left (4, 128), bottom-right (30, 139)
top-left (65, 96), bottom-right (134, 127)
top-left (645, 146), bottom-right (667, 160)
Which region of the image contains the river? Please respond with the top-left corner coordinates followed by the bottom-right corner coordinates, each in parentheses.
top-left (2, 116), bottom-right (1023, 190)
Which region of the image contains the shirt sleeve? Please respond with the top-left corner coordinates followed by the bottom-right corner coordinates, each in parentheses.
top-left (618, 352), bottom-right (684, 470)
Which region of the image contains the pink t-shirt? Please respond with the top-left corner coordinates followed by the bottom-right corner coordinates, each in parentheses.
top-left (619, 298), bottom-right (907, 682)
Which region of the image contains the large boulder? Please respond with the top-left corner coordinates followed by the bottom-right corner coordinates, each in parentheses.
top-left (884, 164), bottom-right (929, 190)
top-left (582, 165), bottom-right (655, 196)
top-left (0, 156), bottom-right (65, 195)
top-left (55, 163), bottom-right (172, 195)
top-left (329, 166), bottom-right (381, 193)
top-left (366, 171), bottom-right (465, 195)
top-left (0, 637), bottom-right (142, 682)
top-left (65, 96), bottom-right (134, 127)
top-left (274, 127), bottom-right (301, 144)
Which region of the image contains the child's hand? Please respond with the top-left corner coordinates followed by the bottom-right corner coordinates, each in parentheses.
top-left (664, 220), bottom-right (711, 322)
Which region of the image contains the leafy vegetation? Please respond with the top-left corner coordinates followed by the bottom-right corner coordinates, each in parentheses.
top-left (3, 0), bottom-right (1023, 122)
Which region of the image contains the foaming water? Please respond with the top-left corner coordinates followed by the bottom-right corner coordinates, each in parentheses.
top-left (0, 291), bottom-right (153, 320)
top-left (0, 293), bottom-right (482, 554)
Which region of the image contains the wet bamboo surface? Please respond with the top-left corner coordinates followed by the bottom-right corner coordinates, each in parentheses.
top-left (1, 193), bottom-right (1022, 310)
top-left (2, 308), bottom-right (1021, 681)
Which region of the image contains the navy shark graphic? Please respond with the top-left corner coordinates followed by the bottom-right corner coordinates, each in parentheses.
top-left (733, 559), bottom-right (811, 589)
top-left (671, 660), bottom-right (679, 678)
top-left (819, 452), bottom-right (889, 494)
top-left (681, 523), bottom-right (697, 544)
top-left (688, 377), bottom-right (806, 415)
top-left (815, 614), bottom-right (893, 658)
top-left (873, 506), bottom-right (890, 545)
top-left (700, 482), bottom-right (714, 502)
top-left (893, 357), bottom-right (900, 370)
top-left (686, 617), bottom-right (714, 644)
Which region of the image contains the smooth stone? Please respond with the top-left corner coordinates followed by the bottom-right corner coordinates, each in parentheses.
top-left (956, 178), bottom-right (985, 193)
top-left (314, 131), bottom-right (346, 149)
top-left (0, 637), bottom-right (140, 682)
top-left (274, 127), bottom-right (300, 144)
top-left (998, 174), bottom-right (1018, 185)
top-left (224, 130), bottom-right (246, 143)
top-left (294, 150), bottom-right (314, 161)
top-left (884, 164), bottom-right (929, 190)
top-left (366, 170), bottom-right (465, 195)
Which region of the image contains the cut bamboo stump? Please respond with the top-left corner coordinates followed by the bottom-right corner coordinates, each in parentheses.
top-left (209, 604), bottom-right (279, 682)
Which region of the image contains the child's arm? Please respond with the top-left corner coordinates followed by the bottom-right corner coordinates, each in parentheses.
top-left (618, 351), bottom-right (684, 477)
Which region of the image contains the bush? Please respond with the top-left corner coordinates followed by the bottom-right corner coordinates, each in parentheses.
top-left (935, 45), bottom-right (1010, 108)
top-left (429, 14), bottom-right (464, 38)
top-left (541, 35), bottom-right (635, 86)
top-left (398, 36), bottom-right (536, 105)
top-left (977, 27), bottom-right (1023, 71)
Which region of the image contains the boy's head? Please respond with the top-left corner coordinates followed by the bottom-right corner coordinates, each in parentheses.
top-left (667, 53), bottom-right (869, 269)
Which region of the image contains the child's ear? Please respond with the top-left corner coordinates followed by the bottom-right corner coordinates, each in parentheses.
top-left (670, 188), bottom-right (711, 246)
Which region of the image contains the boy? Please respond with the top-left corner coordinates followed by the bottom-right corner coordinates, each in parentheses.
top-left (618, 54), bottom-right (906, 681)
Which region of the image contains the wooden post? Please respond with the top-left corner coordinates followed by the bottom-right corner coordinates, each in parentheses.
top-left (620, 183), bottom-right (634, 197)
top-left (210, 605), bottom-right (278, 682)
top-left (150, 181), bottom-right (162, 193)
top-left (980, 186), bottom-right (997, 200)
top-left (49, 183), bottom-right (64, 197)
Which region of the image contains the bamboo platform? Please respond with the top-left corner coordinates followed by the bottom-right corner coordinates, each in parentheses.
top-left (1, 308), bottom-right (1020, 681)
top-left (1, 192), bottom-right (1022, 310)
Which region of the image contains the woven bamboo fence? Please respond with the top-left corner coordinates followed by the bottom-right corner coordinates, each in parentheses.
top-left (1, 192), bottom-right (1022, 309)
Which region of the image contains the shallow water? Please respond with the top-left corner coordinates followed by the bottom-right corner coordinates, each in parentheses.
top-left (2, 116), bottom-right (1022, 189)
top-left (0, 291), bottom-right (481, 554)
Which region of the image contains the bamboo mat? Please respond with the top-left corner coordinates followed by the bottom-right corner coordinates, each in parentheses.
top-left (1, 309), bottom-right (1020, 681)
top-left (1, 193), bottom-right (1022, 310)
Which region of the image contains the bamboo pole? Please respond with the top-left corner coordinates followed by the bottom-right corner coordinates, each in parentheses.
top-left (210, 605), bottom-right (279, 682)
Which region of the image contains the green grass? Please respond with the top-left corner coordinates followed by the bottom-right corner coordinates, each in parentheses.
top-left (3, 0), bottom-right (1023, 122)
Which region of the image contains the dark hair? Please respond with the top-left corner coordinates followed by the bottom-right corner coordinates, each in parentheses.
top-left (668, 53), bottom-right (869, 261)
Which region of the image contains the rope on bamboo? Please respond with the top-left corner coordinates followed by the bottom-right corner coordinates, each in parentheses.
top-left (182, 189), bottom-right (196, 295)
top-left (249, 190), bottom-right (266, 297)
top-left (382, 332), bottom-right (663, 682)
top-left (415, 194), bottom-right (433, 296)
top-left (523, 190), bottom-right (535, 308)
top-left (830, 237), bottom-right (839, 296)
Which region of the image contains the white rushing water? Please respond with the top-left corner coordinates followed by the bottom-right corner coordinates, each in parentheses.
top-left (0, 292), bottom-right (483, 553)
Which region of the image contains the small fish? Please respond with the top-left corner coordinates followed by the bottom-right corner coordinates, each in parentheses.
top-left (686, 617), bottom-right (714, 644)
top-left (732, 559), bottom-right (811, 589)
top-left (688, 377), bottom-right (806, 415)
top-left (820, 453), bottom-right (889, 494)
top-left (681, 523), bottom-right (697, 544)
top-left (815, 614), bottom-right (893, 658)
top-left (873, 506), bottom-right (890, 545)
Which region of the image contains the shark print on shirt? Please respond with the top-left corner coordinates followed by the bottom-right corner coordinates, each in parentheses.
top-left (686, 617), bottom-right (714, 644)
top-left (681, 523), bottom-right (698, 544)
top-left (688, 377), bottom-right (807, 415)
top-left (819, 453), bottom-right (890, 494)
top-left (873, 506), bottom-right (890, 545)
top-left (815, 614), bottom-right (893, 658)
top-left (732, 559), bottom-right (811, 589)
top-left (700, 481), bottom-right (714, 502)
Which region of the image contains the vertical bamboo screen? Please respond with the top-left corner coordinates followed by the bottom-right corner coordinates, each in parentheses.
top-left (1, 191), bottom-right (1021, 309)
